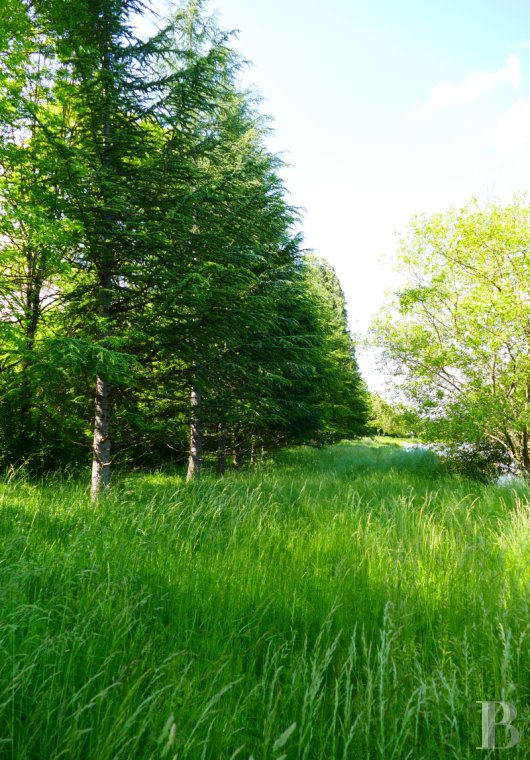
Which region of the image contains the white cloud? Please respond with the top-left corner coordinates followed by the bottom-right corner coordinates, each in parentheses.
top-left (485, 99), bottom-right (530, 159)
top-left (422, 54), bottom-right (521, 115)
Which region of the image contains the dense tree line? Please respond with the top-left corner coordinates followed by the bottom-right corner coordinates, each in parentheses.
top-left (0, 0), bottom-right (369, 495)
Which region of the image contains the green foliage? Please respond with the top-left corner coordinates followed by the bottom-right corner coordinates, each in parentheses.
top-left (1, 443), bottom-right (528, 756)
top-left (0, 0), bottom-right (369, 477)
top-left (372, 195), bottom-right (530, 473)
top-left (435, 441), bottom-right (515, 482)
top-left (367, 393), bottom-right (416, 437)
top-left (300, 256), bottom-right (370, 444)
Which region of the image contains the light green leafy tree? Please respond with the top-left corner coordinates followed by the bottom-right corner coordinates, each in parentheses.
top-left (367, 394), bottom-right (414, 438)
top-left (0, 1), bottom-right (85, 467)
top-left (372, 196), bottom-right (530, 472)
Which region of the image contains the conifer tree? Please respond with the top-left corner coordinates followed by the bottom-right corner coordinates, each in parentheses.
top-left (32, 0), bottom-right (171, 496)
top-left (0, 0), bottom-right (370, 481)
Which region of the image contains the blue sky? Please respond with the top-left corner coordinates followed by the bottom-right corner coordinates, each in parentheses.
top-left (148, 1), bottom-right (530, 386)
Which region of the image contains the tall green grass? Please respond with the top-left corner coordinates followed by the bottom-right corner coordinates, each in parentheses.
top-left (1, 442), bottom-right (528, 758)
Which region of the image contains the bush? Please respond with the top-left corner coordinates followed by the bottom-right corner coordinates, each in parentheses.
top-left (433, 440), bottom-right (514, 482)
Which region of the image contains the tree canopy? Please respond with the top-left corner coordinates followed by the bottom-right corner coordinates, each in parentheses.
top-left (372, 195), bottom-right (530, 472)
top-left (0, 0), bottom-right (368, 493)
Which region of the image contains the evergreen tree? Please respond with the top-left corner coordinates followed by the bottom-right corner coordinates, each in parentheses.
top-left (303, 256), bottom-right (369, 444)
top-left (32, 0), bottom-right (174, 496)
top-left (0, 0), bottom-right (370, 483)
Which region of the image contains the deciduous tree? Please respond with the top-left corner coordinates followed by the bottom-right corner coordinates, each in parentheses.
top-left (372, 196), bottom-right (530, 472)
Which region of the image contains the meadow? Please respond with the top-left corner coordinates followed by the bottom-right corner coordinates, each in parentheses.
top-left (1, 441), bottom-right (529, 758)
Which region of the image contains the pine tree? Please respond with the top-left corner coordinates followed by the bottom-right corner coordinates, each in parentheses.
top-left (303, 256), bottom-right (369, 444)
top-left (32, 0), bottom-right (173, 495)
top-left (0, 0), bottom-right (370, 480)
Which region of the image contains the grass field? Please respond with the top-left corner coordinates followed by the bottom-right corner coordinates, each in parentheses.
top-left (1, 441), bottom-right (529, 758)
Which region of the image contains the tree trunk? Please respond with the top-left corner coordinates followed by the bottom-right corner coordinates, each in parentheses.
top-left (217, 422), bottom-right (227, 475)
top-left (90, 263), bottom-right (112, 500)
top-left (187, 385), bottom-right (202, 480)
top-left (17, 271), bottom-right (42, 461)
top-left (91, 374), bottom-right (112, 499)
top-left (249, 436), bottom-right (255, 465)
top-left (523, 425), bottom-right (530, 472)
top-left (91, 38), bottom-right (114, 499)
top-left (232, 426), bottom-right (242, 469)
top-left (260, 446), bottom-right (267, 464)
top-left (525, 381), bottom-right (530, 472)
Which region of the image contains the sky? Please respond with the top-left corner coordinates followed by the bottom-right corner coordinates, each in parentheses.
top-left (145, 0), bottom-right (530, 388)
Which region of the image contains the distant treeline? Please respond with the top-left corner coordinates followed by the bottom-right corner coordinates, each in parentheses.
top-left (0, 0), bottom-right (369, 495)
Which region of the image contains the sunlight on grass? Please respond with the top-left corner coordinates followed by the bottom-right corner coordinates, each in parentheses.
top-left (1, 442), bottom-right (529, 757)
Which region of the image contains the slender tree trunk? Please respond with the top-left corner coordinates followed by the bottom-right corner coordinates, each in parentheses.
top-left (17, 270), bottom-right (42, 460)
top-left (16, 88), bottom-right (44, 462)
top-left (249, 436), bottom-right (255, 465)
top-left (523, 425), bottom-right (530, 472)
top-left (260, 446), bottom-right (267, 464)
top-left (525, 381), bottom-right (530, 473)
top-left (90, 273), bottom-right (113, 499)
top-left (90, 32), bottom-right (116, 499)
top-left (217, 421), bottom-right (227, 475)
top-left (502, 429), bottom-right (516, 458)
top-left (91, 41), bottom-right (114, 499)
top-left (91, 374), bottom-right (112, 498)
top-left (91, 267), bottom-right (112, 500)
top-left (187, 385), bottom-right (202, 480)
top-left (232, 425), bottom-right (242, 469)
